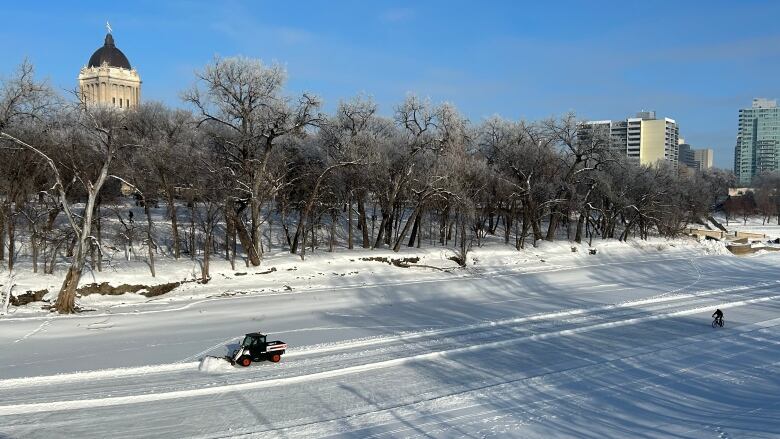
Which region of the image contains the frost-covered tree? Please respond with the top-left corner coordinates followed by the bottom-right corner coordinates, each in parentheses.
top-left (184, 56), bottom-right (320, 266)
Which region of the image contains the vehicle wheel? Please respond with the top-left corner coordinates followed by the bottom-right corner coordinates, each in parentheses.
top-left (238, 356), bottom-right (252, 367)
top-left (270, 353), bottom-right (281, 363)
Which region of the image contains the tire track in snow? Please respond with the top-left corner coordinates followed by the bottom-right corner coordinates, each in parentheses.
top-left (0, 292), bottom-right (777, 416)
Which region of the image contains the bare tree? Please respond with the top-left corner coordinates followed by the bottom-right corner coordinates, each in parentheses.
top-left (184, 56), bottom-right (320, 266)
top-left (2, 100), bottom-right (131, 313)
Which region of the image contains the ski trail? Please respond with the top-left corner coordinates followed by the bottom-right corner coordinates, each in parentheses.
top-left (13, 319), bottom-right (52, 343)
top-left (656, 257), bottom-right (703, 299)
top-left (0, 293), bottom-right (776, 416)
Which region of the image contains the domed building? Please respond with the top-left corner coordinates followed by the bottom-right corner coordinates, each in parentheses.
top-left (78, 31), bottom-right (141, 108)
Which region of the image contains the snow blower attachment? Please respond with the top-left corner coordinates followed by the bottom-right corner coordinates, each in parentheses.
top-left (226, 332), bottom-right (287, 367)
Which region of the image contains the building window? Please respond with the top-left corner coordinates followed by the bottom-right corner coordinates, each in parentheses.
top-left (113, 97), bottom-right (116, 105)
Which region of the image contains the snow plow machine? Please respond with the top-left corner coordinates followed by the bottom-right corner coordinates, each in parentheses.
top-left (209, 332), bottom-right (288, 367)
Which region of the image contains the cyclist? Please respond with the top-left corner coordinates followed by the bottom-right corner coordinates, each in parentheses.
top-left (712, 309), bottom-right (724, 327)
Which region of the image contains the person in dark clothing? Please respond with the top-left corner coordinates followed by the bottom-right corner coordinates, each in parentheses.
top-left (712, 309), bottom-right (724, 326)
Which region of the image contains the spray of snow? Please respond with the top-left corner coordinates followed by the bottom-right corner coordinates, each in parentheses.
top-left (197, 356), bottom-right (234, 374)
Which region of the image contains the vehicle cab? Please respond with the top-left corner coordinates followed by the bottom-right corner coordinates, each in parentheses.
top-left (231, 332), bottom-right (287, 366)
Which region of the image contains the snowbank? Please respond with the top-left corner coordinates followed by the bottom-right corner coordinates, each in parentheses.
top-left (0, 235), bottom-right (741, 317)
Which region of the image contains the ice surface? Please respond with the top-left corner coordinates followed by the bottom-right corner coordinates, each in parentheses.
top-left (1, 233), bottom-right (779, 438)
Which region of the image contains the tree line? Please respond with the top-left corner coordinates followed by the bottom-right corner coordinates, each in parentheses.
top-left (0, 57), bottom-right (734, 313)
top-left (722, 173), bottom-right (780, 226)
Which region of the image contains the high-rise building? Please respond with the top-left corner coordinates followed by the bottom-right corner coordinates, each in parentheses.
top-left (678, 138), bottom-right (713, 171)
top-left (693, 148), bottom-right (713, 170)
top-left (735, 98), bottom-right (780, 185)
top-left (580, 111), bottom-right (679, 168)
top-left (678, 141), bottom-right (695, 167)
top-left (78, 30), bottom-right (141, 109)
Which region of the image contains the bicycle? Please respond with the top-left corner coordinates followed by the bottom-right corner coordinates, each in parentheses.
top-left (712, 317), bottom-right (724, 328)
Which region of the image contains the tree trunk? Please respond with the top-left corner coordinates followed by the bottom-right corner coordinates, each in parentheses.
top-left (329, 211), bottom-right (336, 252)
top-left (234, 217), bottom-right (261, 265)
top-left (417, 214), bottom-right (423, 248)
top-left (439, 204), bottom-right (449, 245)
top-left (393, 205), bottom-right (421, 252)
top-left (55, 266), bottom-right (82, 314)
top-left (620, 215), bottom-right (637, 241)
top-left (488, 205), bottom-right (495, 235)
top-left (201, 233), bottom-right (211, 284)
top-left (250, 195), bottom-right (261, 260)
top-left (231, 223), bottom-right (237, 269)
top-left (311, 220), bottom-right (317, 252)
top-left (575, 207), bottom-right (588, 243)
top-left (520, 205), bottom-right (531, 249)
top-left (408, 210), bottom-right (421, 247)
top-left (31, 232), bottom-right (39, 273)
top-left (460, 216), bottom-right (467, 259)
top-left (168, 191), bottom-right (180, 259)
top-left (300, 220), bottom-right (307, 261)
top-left (357, 197), bottom-right (370, 248)
top-left (347, 197), bottom-right (354, 250)
top-left (225, 213), bottom-right (232, 262)
top-left (0, 209), bottom-right (5, 261)
top-left (291, 209), bottom-right (306, 254)
top-left (522, 198), bottom-right (542, 242)
top-left (7, 207), bottom-right (14, 272)
top-left (95, 205), bottom-right (102, 272)
top-left (144, 204), bottom-right (156, 278)
top-left (281, 218), bottom-right (292, 249)
top-left (374, 208), bottom-right (389, 249)
top-left (189, 204), bottom-right (196, 260)
top-left (505, 201), bottom-right (516, 245)
top-left (547, 210), bottom-right (560, 242)
top-left (390, 206), bottom-right (399, 245)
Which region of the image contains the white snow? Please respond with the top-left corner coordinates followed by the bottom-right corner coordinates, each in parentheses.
top-left (197, 356), bottom-right (235, 374)
top-left (0, 236), bottom-right (779, 438)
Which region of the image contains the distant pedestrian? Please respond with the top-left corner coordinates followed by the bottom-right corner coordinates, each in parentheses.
top-left (128, 210), bottom-right (134, 224)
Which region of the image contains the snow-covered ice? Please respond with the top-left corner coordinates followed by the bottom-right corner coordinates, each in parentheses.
top-left (1, 237), bottom-right (779, 438)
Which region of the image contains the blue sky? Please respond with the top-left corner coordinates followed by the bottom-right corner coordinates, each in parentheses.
top-left (3, 0), bottom-right (780, 169)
